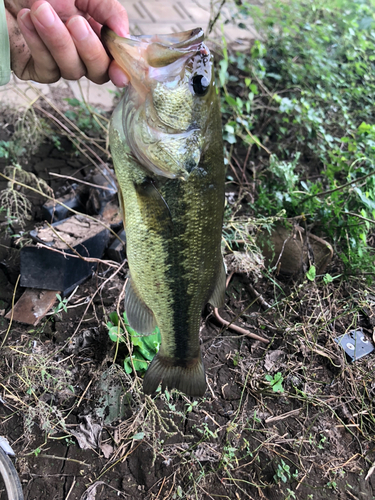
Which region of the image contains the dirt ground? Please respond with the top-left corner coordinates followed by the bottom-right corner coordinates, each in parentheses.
top-left (1, 107), bottom-right (375, 500)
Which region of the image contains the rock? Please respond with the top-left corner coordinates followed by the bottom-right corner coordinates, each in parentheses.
top-left (258, 224), bottom-right (333, 277)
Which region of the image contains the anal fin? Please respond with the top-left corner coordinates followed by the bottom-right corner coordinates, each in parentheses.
top-left (125, 278), bottom-right (156, 334)
top-left (208, 258), bottom-right (226, 308)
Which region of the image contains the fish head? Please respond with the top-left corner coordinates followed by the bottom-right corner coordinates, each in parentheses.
top-left (102, 27), bottom-right (217, 179)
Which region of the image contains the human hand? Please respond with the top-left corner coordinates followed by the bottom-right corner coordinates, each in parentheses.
top-left (5, 0), bottom-right (129, 85)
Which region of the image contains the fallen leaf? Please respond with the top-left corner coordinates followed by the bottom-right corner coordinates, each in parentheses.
top-left (264, 350), bottom-right (285, 372)
top-left (71, 415), bottom-right (102, 450)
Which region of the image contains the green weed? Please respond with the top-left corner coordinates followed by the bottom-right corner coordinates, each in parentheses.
top-left (284, 489), bottom-right (297, 500)
top-left (106, 311), bottom-right (161, 375)
top-left (306, 265), bottom-right (316, 282)
top-left (265, 372), bottom-right (285, 393)
top-left (52, 294), bottom-right (68, 315)
top-left (326, 480), bottom-right (338, 490)
top-left (220, 0), bottom-right (375, 275)
top-left (273, 459), bottom-right (298, 484)
top-left (0, 140), bottom-right (11, 159)
top-left (64, 98), bottom-right (104, 134)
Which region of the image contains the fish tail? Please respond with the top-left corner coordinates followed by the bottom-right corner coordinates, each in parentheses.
top-left (143, 353), bottom-right (206, 397)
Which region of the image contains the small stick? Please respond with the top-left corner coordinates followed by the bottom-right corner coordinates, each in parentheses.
top-left (156, 477), bottom-right (166, 500)
top-left (214, 270), bottom-right (269, 343)
top-left (265, 409), bottom-right (300, 423)
top-left (49, 172), bottom-right (114, 191)
top-left (365, 461), bottom-right (375, 481)
top-left (226, 270), bottom-right (235, 288)
top-left (76, 379), bottom-right (93, 408)
top-left (246, 283), bottom-right (271, 310)
top-left (37, 454), bottom-right (88, 465)
top-left (0, 275), bottom-right (20, 348)
top-left (65, 478), bottom-right (76, 500)
top-left (200, 409), bottom-right (221, 428)
top-left (35, 242), bottom-right (120, 268)
top-left (213, 308), bottom-right (269, 344)
top-left (206, 377), bottom-right (217, 400)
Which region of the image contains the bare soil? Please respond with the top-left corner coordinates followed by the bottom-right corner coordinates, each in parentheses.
top-left (0, 123), bottom-right (375, 500)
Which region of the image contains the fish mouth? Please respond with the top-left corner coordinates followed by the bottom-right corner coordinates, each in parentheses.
top-left (101, 26), bottom-right (205, 98)
top-left (101, 26), bottom-right (204, 66)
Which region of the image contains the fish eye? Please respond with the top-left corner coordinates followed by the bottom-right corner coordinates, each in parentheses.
top-left (191, 75), bottom-right (209, 96)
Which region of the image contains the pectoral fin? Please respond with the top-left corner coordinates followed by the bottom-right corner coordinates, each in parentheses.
top-left (134, 180), bottom-right (173, 234)
top-left (125, 278), bottom-right (156, 334)
top-left (208, 259), bottom-right (226, 308)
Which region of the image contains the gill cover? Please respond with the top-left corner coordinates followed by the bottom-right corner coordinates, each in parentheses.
top-left (102, 27), bottom-right (213, 179)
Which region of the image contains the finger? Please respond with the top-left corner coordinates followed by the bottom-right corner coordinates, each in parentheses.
top-left (86, 17), bottom-right (129, 87)
top-left (77, 0), bottom-right (130, 86)
top-left (66, 15), bottom-right (110, 84)
top-left (30, 0), bottom-right (86, 80)
top-left (76, 0), bottom-right (129, 37)
top-left (6, 7), bottom-right (30, 79)
top-left (16, 9), bottom-right (61, 82)
top-left (108, 60), bottom-right (129, 87)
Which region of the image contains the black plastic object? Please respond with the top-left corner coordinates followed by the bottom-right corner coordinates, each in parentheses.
top-left (107, 230), bottom-right (126, 263)
top-left (0, 446), bottom-right (24, 500)
top-left (42, 189), bottom-right (83, 223)
top-left (335, 329), bottom-right (375, 362)
top-left (20, 216), bottom-right (109, 295)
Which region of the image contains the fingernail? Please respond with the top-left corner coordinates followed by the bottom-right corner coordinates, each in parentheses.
top-left (34, 2), bottom-right (55, 28)
top-left (20, 11), bottom-right (35, 32)
top-left (111, 67), bottom-right (130, 87)
top-left (116, 27), bottom-right (129, 38)
top-left (67, 16), bottom-right (89, 42)
top-left (118, 74), bottom-right (129, 87)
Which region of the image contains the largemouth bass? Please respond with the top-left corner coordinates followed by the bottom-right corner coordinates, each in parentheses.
top-left (102, 27), bottom-right (226, 397)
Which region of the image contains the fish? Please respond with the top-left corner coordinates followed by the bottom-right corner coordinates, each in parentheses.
top-left (101, 26), bottom-right (226, 397)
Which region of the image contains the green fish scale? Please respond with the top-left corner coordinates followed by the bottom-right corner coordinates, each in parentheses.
top-left (110, 75), bottom-right (225, 371)
top-left (161, 169), bottom-right (223, 362)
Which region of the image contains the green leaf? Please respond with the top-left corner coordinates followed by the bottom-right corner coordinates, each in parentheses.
top-left (107, 325), bottom-right (124, 343)
top-left (219, 59), bottom-right (228, 87)
top-left (306, 265), bottom-right (316, 281)
top-left (323, 274), bottom-right (334, 285)
top-left (266, 372), bottom-right (284, 393)
top-left (131, 432), bottom-right (145, 440)
top-left (64, 110), bottom-right (77, 121)
top-left (225, 95), bottom-right (238, 108)
top-left (64, 97), bottom-right (81, 107)
top-left (124, 359), bottom-right (133, 374)
top-left (109, 311), bottom-right (119, 325)
top-left (120, 312), bottom-right (161, 374)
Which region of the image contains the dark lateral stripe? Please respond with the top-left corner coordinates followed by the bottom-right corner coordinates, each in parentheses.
top-left (160, 178), bottom-right (192, 361)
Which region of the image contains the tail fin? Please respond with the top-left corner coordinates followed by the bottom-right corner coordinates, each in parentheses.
top-left (143, 353), bottom-right (206, 397)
